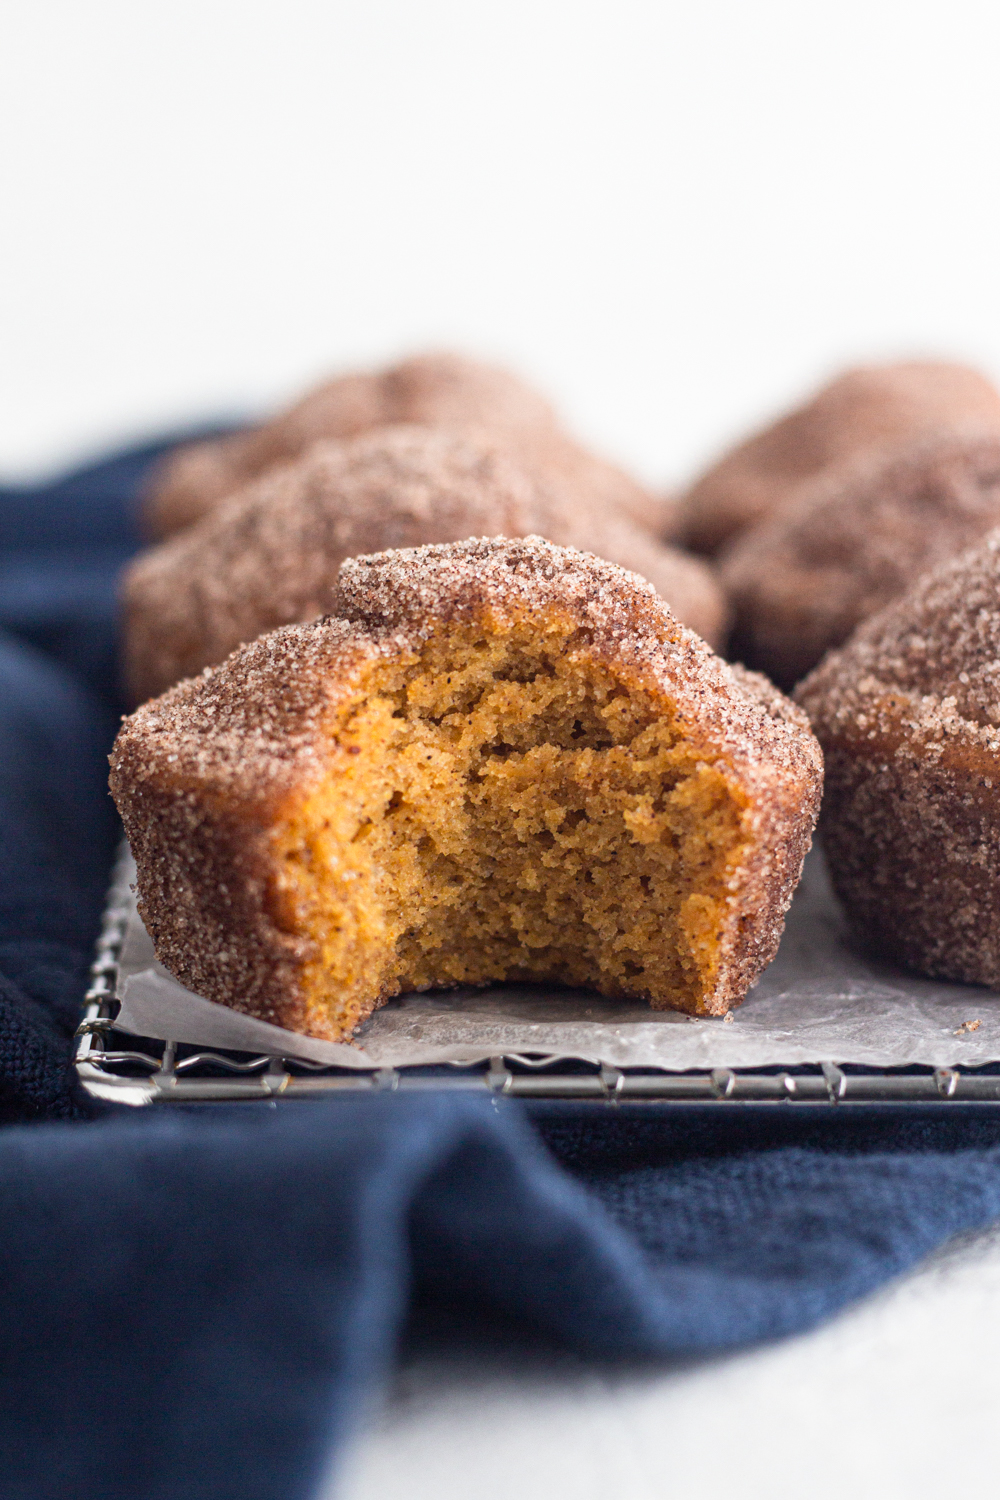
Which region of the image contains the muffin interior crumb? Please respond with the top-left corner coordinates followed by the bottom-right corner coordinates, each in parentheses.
top-left (268, 616), bottom-right (752, 1037)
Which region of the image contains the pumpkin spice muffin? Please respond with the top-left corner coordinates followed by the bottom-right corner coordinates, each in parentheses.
top-left (721, 432), bottom-right (1000, 688)
top-left (123, 425), bottom-right (727, 703)
top-left (797, 527), bottom-right (1000, 985)
top-left (676, 360), bottom-right (1000, 556)
top-left (110, 537), bottom-right (822, 1042)
top-left (144, 350), bottom-right (664, 538)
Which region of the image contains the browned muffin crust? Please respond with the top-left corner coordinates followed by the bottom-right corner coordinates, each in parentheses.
top-left (123, 426), bottom-right (727, 703)
top-left (547, 506), bottom-right (728, 652)
top-left (720, 431), bottom-right (1000, 688)
top-left (796, 527), bottom-right (1000, 984)
top-left (676, 360), bottom-right (1000, 556)
top-left (110, 536), bottom-right (821, 1042)
top-left (144, 350), bottom-right (661, 538)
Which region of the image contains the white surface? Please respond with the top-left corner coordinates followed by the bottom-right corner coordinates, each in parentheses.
top-left (334, 1222), bottom-right (1000, 1500)
top-left (4, 1), bottom-right (1000, 487)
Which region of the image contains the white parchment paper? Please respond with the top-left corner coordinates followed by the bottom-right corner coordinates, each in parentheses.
top-left (114, 848), bottom-right (1000, 1070)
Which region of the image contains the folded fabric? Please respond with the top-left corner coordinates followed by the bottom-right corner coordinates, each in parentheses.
top-left (4, 437), bottom-right (1000, 1500)
top-left (0, 431), bottom-right (228, 1121)
top-left (5, 1095), bottom-right (1000, 1500)
top-left (0, 427), bottom-right (230, 699)
top-left (0, 630), bottom-right (118, 1119)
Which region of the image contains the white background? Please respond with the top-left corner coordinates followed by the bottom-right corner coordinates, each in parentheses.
top-left (3, 0), bottom-right (1000, 488)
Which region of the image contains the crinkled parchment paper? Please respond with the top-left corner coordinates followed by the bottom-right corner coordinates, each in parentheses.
top-left (114, 848), bottom-right (1000, 1070)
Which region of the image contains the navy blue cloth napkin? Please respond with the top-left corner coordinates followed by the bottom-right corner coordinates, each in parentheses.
top-left (4, 439), bottom-right (1000, 1500)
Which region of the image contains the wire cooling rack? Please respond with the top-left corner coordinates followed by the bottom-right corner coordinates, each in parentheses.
top-left (74, 846), bottom-right (1000, 1108)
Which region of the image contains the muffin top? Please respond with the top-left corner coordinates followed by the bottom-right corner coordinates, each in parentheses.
top-left (143, 349), bottom-right (661, 537)
top-left (678, 360), bottom-right (1000, 555)
top-left (796, 524), bottom-right (1000, 748)
top-left (722, 431), bottom-right (1000, 686)
top-left (115, 534), bottom-right (817, 809)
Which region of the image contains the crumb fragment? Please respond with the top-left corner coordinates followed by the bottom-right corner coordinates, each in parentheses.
top-left (954, 1019), bottom-right (982, 1035)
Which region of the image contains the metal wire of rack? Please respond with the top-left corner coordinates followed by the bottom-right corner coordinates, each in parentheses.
top-left (74, 845), bottom-right (1000, 1108)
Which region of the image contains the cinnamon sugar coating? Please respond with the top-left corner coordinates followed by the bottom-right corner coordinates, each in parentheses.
top-left (721, 432), bottom-right (1000, 688)
top-left (797, 528), bottom-right (1000, 983)
top-left (677, 360), bottom-right (1000, 555)
top-left (144, 350), bottom-right (664, 538)
top-left (123, 425), bottom-right (726, 703)
top-left (110, 537), bottom-right (821, 1042)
